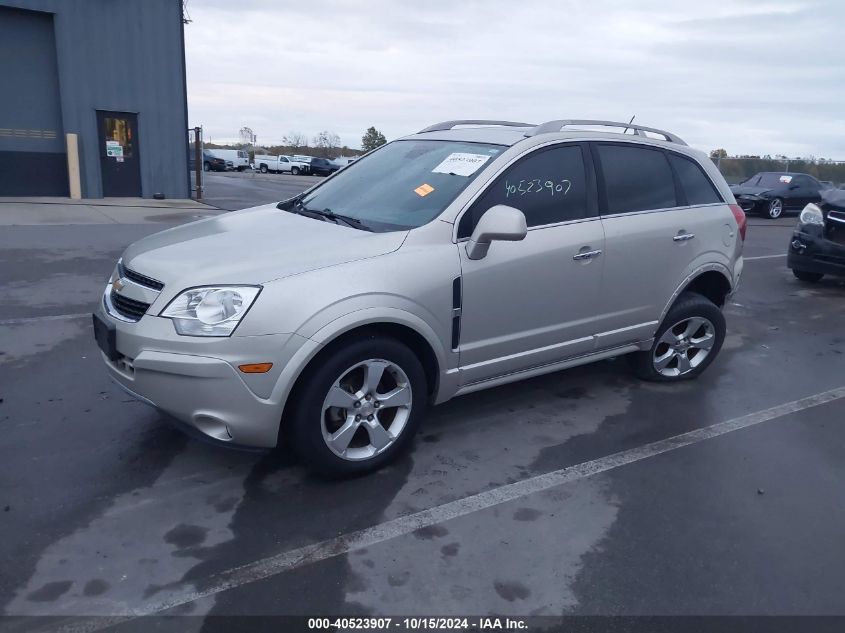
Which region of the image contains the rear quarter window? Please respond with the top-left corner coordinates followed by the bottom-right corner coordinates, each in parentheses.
top-left (668, 154), bottom-right (722, 205)
top-left (597, 144), bottom-right (677, 214)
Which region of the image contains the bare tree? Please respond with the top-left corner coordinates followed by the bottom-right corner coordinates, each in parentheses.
top-left (239, 126), bottom-right (255, 148)
top-left (313, 130), bottom-right (341, 158)
top-left (283, 132), bottom-right (308, 151)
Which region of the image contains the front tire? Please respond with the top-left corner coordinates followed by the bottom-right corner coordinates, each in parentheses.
top-left (632, 292), bottom-right (726, 382)
top-left (765, 198), bottom-right (783, 219)
top-left (203, 162), bottom-right (210, 172)
top-left (792, 269), bottom-right (824, 282)
top-left (291, 166), bottom-right (300, 175)
top-left (288, 335), bottom-right (428, 477)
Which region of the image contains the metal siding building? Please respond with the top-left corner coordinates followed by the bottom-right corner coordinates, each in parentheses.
top-left (0, 0), bottom-right (189, 198)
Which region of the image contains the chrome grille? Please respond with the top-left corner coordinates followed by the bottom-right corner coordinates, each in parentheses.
top-left (109, 290), bottom-right (150, 321)
top-left (118, 261), bottom-right (164, 291)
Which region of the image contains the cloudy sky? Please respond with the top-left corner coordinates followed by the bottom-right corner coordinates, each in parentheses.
top-left (183, 0), bottom-right (845, 157)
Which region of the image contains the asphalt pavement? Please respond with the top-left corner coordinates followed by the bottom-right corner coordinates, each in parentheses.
top-left (1, 185), bottom-right (844, 628)
top-left (198, 171), bottom-right (322, 211)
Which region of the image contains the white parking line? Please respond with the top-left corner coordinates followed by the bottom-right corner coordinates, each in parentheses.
top-left (49, 385), bottom-right (845, 632)
top-left (744, 254), bottom-right (787, 261)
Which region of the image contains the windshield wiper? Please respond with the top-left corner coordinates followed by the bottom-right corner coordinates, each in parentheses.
top-left (302, 205), bottom-right (373, 232)
top-left (313, 208), bottom-right (373, 231)
top-left (280, 199), bottom-right (373, 231)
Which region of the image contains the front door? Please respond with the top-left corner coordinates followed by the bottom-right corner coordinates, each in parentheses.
top-left (97, 111), bottom-right (141, 197)
top-left (456, 143), bottom-right (605, 386)
top-left (786, 175), bottom-right (822, 210)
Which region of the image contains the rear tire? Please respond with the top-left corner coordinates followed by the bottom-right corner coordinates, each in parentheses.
top-left (792, 269), bottom-right (824, 282)
top-left (632, 292), bottom-right (726, 382)
top-left (259, 164), bottom-right (268, 174)
top-left (287, 335), bottom-right (428, 478)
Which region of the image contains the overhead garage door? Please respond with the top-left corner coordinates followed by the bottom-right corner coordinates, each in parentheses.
top-left (0, 6), bottom-right (67, 196)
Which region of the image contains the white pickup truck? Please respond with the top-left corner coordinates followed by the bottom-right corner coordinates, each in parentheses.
top-left (253, 155), bottom-right (310, 175)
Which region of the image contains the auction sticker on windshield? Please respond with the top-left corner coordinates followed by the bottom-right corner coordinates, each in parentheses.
top-left (432, 153), bottom-right (491, 177)
top-left (414, 183), bottom-right (435, 196)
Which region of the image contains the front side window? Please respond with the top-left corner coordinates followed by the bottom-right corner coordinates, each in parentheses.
top-left (297, 140), bottom-right (505, 232)
top-left (668, 154), bottom-right (722, 205)
top-left (457, 144), bottom-right (588, 237)
top-left (792, 175), bottom-right (817, 189)
top-left (597, 144), bottom-right (677, 214)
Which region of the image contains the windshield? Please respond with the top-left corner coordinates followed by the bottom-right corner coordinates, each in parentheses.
top-left (294, 140), bottom-right (505, 231)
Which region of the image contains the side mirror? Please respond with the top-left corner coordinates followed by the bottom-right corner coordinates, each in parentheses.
top-left (465, 205), bottom-right (527, 260)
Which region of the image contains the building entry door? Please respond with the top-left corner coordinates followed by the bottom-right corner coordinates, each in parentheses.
top-left (97, 111), bottom-right (141, 197)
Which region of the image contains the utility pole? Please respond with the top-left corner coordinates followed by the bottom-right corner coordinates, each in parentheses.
top-left (193, 126), bottom-right (202, 200)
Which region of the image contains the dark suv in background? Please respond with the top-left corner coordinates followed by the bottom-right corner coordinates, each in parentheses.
top-left (731, 172), bottom-right (824, 219)
top-left (188, 150), bottom-right (227, 173)
top-left (309, 157), bottom-right (340, 177)
top-left (788, 188), bottom-right (845, 282)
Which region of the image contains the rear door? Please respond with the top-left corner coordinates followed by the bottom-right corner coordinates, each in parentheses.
top-left (456, 142), bottom-right (606, 385)
top-left (592, 142), bottom-right (724, 349)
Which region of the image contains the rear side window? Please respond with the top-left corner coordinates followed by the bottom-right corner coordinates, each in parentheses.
top-left (458, 144), bottom-right (588, 237)
top-left (597, 144), bottom-right (677, 214)
top-left (668, 154), bottom-right (722, 205)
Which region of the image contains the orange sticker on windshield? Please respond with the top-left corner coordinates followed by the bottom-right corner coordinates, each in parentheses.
top-left (414, 183), bottom-right (435, 197)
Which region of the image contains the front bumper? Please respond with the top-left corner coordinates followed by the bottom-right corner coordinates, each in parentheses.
top-left (735, 196), bottom-right (766, 214)
top-left (95, 303), bottom-right (313, 448)
top-left (787, 227), bottom-right (845, 277)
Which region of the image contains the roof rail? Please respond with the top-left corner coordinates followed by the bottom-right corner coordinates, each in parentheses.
top-left (419, 120), bottom-right (536, 133)
top-left (526, 119), bottom-right (687, 145)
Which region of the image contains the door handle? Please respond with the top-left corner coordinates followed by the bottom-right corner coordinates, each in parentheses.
top-left (573, 249), bottom-right (602, 261)
top-left (673, 233), bottom-right (695, 242)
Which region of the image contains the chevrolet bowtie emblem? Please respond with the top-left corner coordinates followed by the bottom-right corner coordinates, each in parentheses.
top-left (112, 277), bottom-right (125, 293)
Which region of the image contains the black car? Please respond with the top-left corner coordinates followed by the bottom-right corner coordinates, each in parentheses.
top-left (188, 150), bottom-right (227, 173)
top-left (308, 157), bottom-right (340, 177)
top-left (731, 172), bottom-right (824, 220)
top-left (787, 188), bottom-right (845, 282)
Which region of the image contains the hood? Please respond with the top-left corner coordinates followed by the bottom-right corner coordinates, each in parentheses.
top-left (821, 188), bottom-right (845, 211)
top-left (121, 204), bottom-right (407, 287)
top-left (730, 184), bottom-right (771, 196)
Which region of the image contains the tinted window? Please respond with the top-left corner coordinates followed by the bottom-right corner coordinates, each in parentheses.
top-left (597, 144), bottom-right (677, 214)
top-left (668, 154), bottom-right (721, 205)
top-left (792, 175), bottom-right (817, 189)
top-left (458, 144), bottom-right (588, 237)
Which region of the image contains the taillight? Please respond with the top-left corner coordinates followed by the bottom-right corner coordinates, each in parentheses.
top-left (729, 204), bottom-right (747, 241)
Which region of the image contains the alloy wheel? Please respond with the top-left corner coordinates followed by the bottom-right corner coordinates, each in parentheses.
top-left (652, 317), bottom-right (716, 377)
top-left (321, 359), bottom-right (413, 461)
top-left (768, 198), bottom-right (783, 219)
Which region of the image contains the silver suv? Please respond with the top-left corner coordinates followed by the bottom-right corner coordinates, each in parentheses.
top-left (93, 119), bottom-right (746, 476)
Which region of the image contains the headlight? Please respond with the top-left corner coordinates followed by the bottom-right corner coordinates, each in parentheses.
top-left (160, 286), bottom-right (261, 336)
top-left (799, 203), bottom-right (824, 226)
